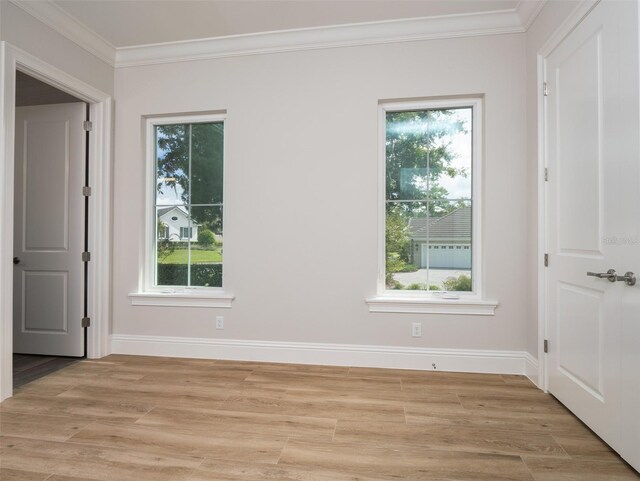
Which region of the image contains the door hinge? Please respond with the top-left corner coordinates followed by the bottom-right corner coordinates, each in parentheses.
top-left (83, 120), bottom-right (93, 132)
top-left (544, 339), bottom-right (549, 353)
top-left (543, 82), bottom-right (549, 96)
top-left (82, 251), bottom-right (91, 262)
top-left (81, 317), bottom-right (91, 328)
top-left (544, 253), bottom-right (549, 267)
top-left (544, 168), bottom-right (549, 182)
top-left (82, 186), bottom-right (92, 196)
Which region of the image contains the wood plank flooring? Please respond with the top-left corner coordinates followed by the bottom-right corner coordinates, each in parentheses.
top-left (1, 355), bottom-right (638, 480)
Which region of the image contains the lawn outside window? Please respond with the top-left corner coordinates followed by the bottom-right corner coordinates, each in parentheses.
top-left (129, 112), bottom-right (234, 308)
top-left (366, 97), bottom-right (497, 315)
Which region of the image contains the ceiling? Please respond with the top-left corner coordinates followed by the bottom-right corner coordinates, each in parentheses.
top-left (52, 0), bottom-right (522, 48)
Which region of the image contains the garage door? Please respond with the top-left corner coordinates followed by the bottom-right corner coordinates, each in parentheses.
top-left (422, 244), bottom-right (471, 269)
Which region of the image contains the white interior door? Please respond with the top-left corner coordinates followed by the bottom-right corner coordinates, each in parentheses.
top-left (545, 0), bottom-right (640, 471)
top-left (13, 102), bottom-right (86, 357)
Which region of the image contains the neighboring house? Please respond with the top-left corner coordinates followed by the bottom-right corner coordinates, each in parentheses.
top-left (158, 206), bottom-right (198, 242)
top-left (409, 206), bottom-right (471, 269)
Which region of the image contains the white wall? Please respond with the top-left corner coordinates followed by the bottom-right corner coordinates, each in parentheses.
top-left (0, 1), bottom-right (113, 96)
top-left (525, 1), bottom-right (581, 361)
top-left (113, 34), bottom-right (529, 355)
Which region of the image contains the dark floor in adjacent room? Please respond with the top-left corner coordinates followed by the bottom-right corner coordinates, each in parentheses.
top-left (12, 354), bottom-right (80, 389)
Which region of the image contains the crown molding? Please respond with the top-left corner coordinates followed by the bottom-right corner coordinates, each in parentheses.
top-left (516, 0), bottom-right (547, 30)
top-left (9, 0), bottom-right (545, 69)
top-left (8, 0), bottom-right (116, 67)
top-left (116, 4), bottom-right (543, 68)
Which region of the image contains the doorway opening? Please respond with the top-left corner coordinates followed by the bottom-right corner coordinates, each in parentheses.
top-left (12, 71), bottom-right (89, 388)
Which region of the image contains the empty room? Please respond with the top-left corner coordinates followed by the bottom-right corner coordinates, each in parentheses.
top-left (0, 0), bottom-right (639, 479)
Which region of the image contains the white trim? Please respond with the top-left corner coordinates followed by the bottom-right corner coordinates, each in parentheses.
top-left (524, 352), bottom-right (540, 387)
top-left (517, 0), bottom-right (547, 31)
top-left (538, 0), bottom-right (600, 57)
top-left (0, 43), bottom-right (113, 401)
top-left (376, 97), bottom-right (485, 302)
top-left (537, 51), bottom-right (548, 392)
top-left (128, 292), bottom-right (234, 308)
top-left (7, 0), bottom-right (544, 69)
top-left (536, 0), bottom-right (600, 394)
top-left (8, 0), bottom-right (116, 67)
top-left (140, 112), bottom-right (228, 295)
top-left (0, 43), bottom-right (11, 402)
top-left (111, 334), bottom-right (532, 375)
top-left (366, 296), bottom-right (497, 315)
top-left (115, 10), bottom-right (530, 68)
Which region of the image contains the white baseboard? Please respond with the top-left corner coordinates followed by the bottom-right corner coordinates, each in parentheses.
top-left (110, 334), bottom-right (532, 375)
top-left (524, 352), bottom-right (540, 387)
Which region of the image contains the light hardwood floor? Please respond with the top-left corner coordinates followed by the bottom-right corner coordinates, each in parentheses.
top-left (0, 355), bottom-right (638, 480)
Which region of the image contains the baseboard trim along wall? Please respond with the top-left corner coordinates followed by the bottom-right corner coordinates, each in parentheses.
top-left (524, 352), bottom-right (539, 386)
top-left (111, 334), bottom-right (536, 377)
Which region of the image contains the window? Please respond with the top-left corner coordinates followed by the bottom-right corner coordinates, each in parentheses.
top-left (379, 98), bottom-right (481, 296)
top-left (148, 114), bottom-right (225, 290)
top-left (179, 227), bottom-right (193, 240)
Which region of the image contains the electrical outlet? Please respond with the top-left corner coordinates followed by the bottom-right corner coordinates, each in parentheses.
top-left (412, 322), bottom-right (422, 338)
top-left (216, 316), bottom-right (224, 330)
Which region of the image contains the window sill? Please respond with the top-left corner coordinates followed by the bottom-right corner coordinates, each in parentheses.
top-left (365, 296), bottom-right (498, 315)
top-left (128, 291), bottom-right (234, 308)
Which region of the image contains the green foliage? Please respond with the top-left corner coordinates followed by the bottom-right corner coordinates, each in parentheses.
top-left (442, 274), bottom-right (472, 292)
top-left (197, 229), bottom-right (216, 246)
top-left (399, 264), bottom-right (419, 273)
top-left (385, 206), bottom-right (412, 286)
top-left (157, 264), bottom-right (222, 287)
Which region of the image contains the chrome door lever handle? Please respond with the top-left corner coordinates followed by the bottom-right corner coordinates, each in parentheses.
top-left (587, 269), bottom-right (617, 282)
top-left (616, 272), bottom-right (636, 286)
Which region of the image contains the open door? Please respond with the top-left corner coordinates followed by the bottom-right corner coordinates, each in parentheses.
top-left (13, 102), bottom-right (86, 357)
top-left (544, 0), bottom-right (640, 471)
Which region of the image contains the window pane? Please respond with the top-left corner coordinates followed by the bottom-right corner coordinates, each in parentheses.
top-left (386, 200), bottom-right (472, 292)
top-left (153, 119), bottom-right (225, 289)
top-left (156, 206), bottom-right (189, 286)
top-left (385, 104), bottom-right (474, 293)
top-left (428, 108), bottom-right (472, 201)
top-left (385, 111), bottom-right (429, 201)
top-left (425, 200), bottom-right (472, 291)
top-left (156, 124), bottom-right (190, 206)
top-left (385, 201), bottom-right (428, 290)
top-left (386, 108), bottom-right (472, 202)
top-left (191, 122), bottom-right (224, 205)
top-left (189, 205), bottom-right (223, 287)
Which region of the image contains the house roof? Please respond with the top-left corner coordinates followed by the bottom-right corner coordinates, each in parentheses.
top-left (408, 206), bottom-right (471, 241)
top-left (158, 206), bottom-right (188, 217)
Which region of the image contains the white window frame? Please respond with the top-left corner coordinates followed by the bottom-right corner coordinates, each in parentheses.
top-left (366, 97), bottom-right (497, 315)
top-left (129, 112), bottom-right (234, 308)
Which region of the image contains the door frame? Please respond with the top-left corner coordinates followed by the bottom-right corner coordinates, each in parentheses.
top-left (0, 42), bottom-right (113, 401)
top-left (537, 0), bottom-right (600, 392)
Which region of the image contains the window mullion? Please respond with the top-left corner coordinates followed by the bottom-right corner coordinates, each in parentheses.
top-left (187, 124), bottom-right (192, 287)
top-left (425, 117), bottom-right (430, 290)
